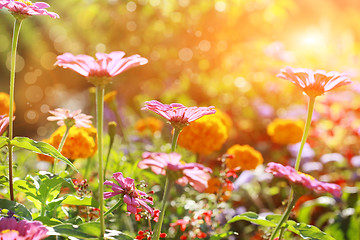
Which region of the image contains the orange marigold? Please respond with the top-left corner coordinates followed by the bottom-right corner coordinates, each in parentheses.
top-left (135, 117), bottom-right (164, 134)
top-left (177, 113), bottom-right (228, 155)
top-left (104, 90), bottom-right (117, 104)
top-left (38, 125), bottom-right (97, 162)
top-left (267, 119), bottom-right (304, 144)
top-left (0, 92), bottom-right (15, 116)
top-left (226, 144), bottom-right (263, 171)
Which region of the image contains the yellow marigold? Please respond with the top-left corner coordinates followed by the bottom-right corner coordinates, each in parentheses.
top-left (135, 117), bottom-right (164, 134)
top-left (177, 113), bottom-right (228, 155)
top-left (205, 177), bottom-right (222, 194)
top-left (226, 144), bottom-right (264, 171)
top-left (0, 92), bottom-right (15, 116)
top-left (215, 110), bottom-right (233, 132)
top-left (267, 118), bottom-right (304, 144)
top-left (38, 125), bottom-right (97, 162)
top-left (104, 90), bottom-right (117, 104)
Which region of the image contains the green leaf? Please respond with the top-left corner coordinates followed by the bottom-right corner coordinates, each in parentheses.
top-left (35, 216), bottom-right (63, 226)
top-left (0, 175), bottom-right (8, 185)
top-left (0, 136), bottom-right (9, 149)
top-left (10, 137), bottom-right (77, 172)
top-left (50, 222), bottom-right (133, 239)
top-left (287, 220), bottom-right (336, 240)
top-left (227, 212), bottom-right (278, 227)
top-left (210, 231), bottom-right (238, 240)
top-left (0, 199), bottom-right (32, 220)
top-left (61, 195), bottom-right (99, 207)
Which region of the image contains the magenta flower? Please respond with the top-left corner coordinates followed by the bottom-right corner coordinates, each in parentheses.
top-left (138, 152), bottom-right (212, 192)
top-left (142, 100), bottom-right (216, 130)
top-left (277, 67), bottom-right (351, 98)
top-left (0, 217), bottom-right (48, 240)
top-left (104, 172), bottom-right (154, 216)
top-left (47, 108), bottom-right (92, 128)
top-left (55, 51), bottom-right (148, 86)
top-left (0, 0), bottom-right (59, 18)
top-left (265, 162), bottom-right (341, 197)
top-left (0, 115), bottom-right (10, 136)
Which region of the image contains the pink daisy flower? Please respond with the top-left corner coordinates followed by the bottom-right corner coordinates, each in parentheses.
top-left (265, 162), bottom-right (341, 197)
top-left (55, 51), bottom-right (148, 86)
top-left (104, 172), bottom-right (154, 216)
top-left (277, 67), bottom-right (351, 98)
top-left (0, 217), bottom-right (48, 240)
top-left (47, 108), bottom-right (92, 128)
top-left (141, 100), bottom-right (216, 130)
top-left (0, 115), bottom-right (10, 136)
top-left (138, 152), bottom-right (212, 192)
top-left (0, 0), bottom-right (59, 18)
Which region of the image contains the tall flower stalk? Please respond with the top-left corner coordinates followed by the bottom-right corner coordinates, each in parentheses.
top-left (55, 51), bottom-right (148, 239)
top-left (269, 67), bottom-right (351, 239)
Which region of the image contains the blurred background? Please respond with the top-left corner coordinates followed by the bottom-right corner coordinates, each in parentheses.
top-left (0, 0), bottom-right (359, 142)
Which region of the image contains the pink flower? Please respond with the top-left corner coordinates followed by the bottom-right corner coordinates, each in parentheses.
top-left (0, 217), bottom-right (48, 240)
top-left (141, 100), bottom-right (216, 129)
top-left (265, 162), bottom-right (341, 197)
top-left (0, 0), bottom-right (59, 18)
top-left (47, 108), bottom-right (92, 128)
top-left (277, 67), bottom-right (351, 98)
top-left (104, 172), bottom-right (154, 216)
top-left (55, 51), bottom-right (148, 86)
top-left (0, 115), bottom-right (10, 135)
top-left (138, 152), bottom-right (212, 192)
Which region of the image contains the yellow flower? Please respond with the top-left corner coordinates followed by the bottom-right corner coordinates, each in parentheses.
top-left (226, 144), bottom-right (263, 171)
top-left (135, 117), bottom-right (164, 134)
top-left (38, 125), bottom-right (97, 162)
top-left (267, 119), bottom-right (304, 144)
top-left (104, 90), bottom-right (117, 104)
top-left (0, 92), bottom-right (15, 116)
top-left (177, 113), bottom-right (228, 155)
top-left (215, 110), bottom-right (233, 132)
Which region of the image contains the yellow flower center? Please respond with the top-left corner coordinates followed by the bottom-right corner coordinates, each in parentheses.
top-left (299, 172), bottom-right (315, 180)
top-left (18, 0), bottom-right (33, 6)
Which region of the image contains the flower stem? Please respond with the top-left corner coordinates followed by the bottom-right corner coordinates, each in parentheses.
top-left (153, 176), bottom-right (173, 240)
top-left (96, 85), bottom-right (105, 239)
top-left (269, 192), bottom-right (298, 240)
top-left (53, 126), bottom-right (70, 174)
top-left (294, 96), bottom-right (316, 171)
top-left (171, 127), bottom-right (181, 152)
top-left (8, 18), bottom-right (22, 202)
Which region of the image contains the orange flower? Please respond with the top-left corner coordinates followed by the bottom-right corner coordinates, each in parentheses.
top-left (226, 144), bottom-right (263, 171)
top-left (177, 113), bottom-right (228, 155)
top-left (0, 92), bottom-right (15, 116)
top-left (135, 117), bottom-right (164, 134)
top-left (38, 125), bottom-right (97, 162)
top-left (277, 67), bottom-right (351, 98)
top-left (267, 119), bottom-right (304, 144)
top-left (104, 90), bottom-right (117, 104)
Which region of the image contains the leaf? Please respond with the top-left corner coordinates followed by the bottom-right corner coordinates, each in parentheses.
top-left (227, 212), bottom-right (278, 227)
top-left (0, 136), bottom-right (9, 149)
top-left (287, 221), bottom-right (336, 240)
top-left (61, 195), bottom-right (99, 207)
top-left (52, 222), bottom-right (101, 239)
top-left (0, 199), bottom-right (32, 220)
top-left (0, 175), bottom-right (8, 185)
top-left (10, 137), bottom-right (77, 172)
top-left (35, 216), bottom-right (63, 226)
top-left (210, 231), bottom-right (238, 240)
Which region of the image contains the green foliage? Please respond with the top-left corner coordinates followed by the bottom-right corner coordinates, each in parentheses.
top-left (0, 199), bottom-right (32, 220)
top-left (228, 212), bottom-right (336, 240)
top-left (0, 136), bottom-right (8, 149)
top-left (10, 137), bottom-right (77, 171)
top-left (61, 195), bottom-right (99, 207)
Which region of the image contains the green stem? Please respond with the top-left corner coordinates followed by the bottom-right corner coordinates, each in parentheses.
top-left (153, 176), bottom-right (173, 240)
top-left (103, 199), bottom-right (123, 217)
top-left (269, 193), bottom-right (298, 240)
top-left (171, 127), bottom-right (181, 152)
top-left (53, 126), bottom-right (70, 174)
top-left (294, 96), bottom-right (316, 171)
top-left (8, 19), bottom-right (22, 202)
top-left (103, 135), bottom-right (115, 179)
top-left (96, 85), bottom-right (105, 239)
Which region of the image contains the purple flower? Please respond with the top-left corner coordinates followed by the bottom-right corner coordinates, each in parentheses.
top-left (0, 217), bottom-right (48, 240)
top-left (142, 100), bottom-right (216, 130)
top-left (138, 152), bottom-right (212, 192)
top-left (0, 0), bottom-right (59, 18)
top-left (104, 172), bottom-right (153, 216)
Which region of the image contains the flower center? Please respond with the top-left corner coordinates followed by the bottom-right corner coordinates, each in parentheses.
top-left (18, 0), bottom-right (33, 6)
